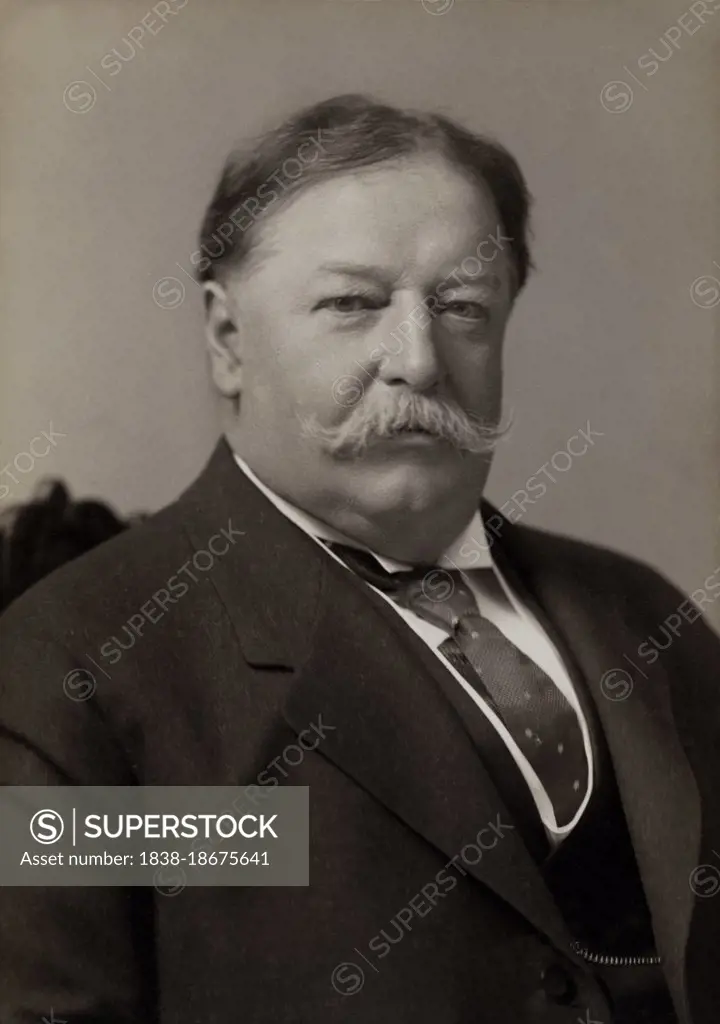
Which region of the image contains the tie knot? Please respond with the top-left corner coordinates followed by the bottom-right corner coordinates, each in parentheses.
top-left (326, 542), bottom-right (480, 632)
top-left (326, 541), bottom-right (430, 591)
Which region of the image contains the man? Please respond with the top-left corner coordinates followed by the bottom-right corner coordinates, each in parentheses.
top-left (1, 94), bottom-right (719, 1023)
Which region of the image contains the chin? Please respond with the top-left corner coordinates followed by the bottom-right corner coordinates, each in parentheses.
top-left (353, 457), bottom-right (469, 515)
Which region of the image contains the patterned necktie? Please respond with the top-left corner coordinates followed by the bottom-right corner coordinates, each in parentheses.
top-left (328, 542), bottom-right (588, 829)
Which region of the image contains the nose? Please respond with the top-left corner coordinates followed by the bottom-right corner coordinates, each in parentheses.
top-left (376, 296), bottom-right (442, 392)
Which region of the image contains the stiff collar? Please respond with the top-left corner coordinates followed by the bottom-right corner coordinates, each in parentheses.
top-left (232, 451), bottom-right (493, 573)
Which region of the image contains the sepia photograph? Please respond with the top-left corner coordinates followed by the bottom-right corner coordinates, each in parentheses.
top-left (0, 1), bottom-right (719, 1021)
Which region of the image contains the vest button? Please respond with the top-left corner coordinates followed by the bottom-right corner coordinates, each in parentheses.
top-left (540, 964), bottom-right (577, 1004)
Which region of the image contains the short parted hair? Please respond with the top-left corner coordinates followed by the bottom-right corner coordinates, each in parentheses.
top-left (196, 94), bottom-right (533, 294)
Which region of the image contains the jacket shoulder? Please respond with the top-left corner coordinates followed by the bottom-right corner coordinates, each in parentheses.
top-left (500, 514), bottom-right (696, 614)
top-left (506, 518), bottom-right (719, 633)
top-left (509, 519), bottom-right (669, 582)
top-left (0, 496), bottom-right (193, 638)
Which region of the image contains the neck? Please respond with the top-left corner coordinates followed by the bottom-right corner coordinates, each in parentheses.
top-left (227, 427), bottom-right (488, 564)
top-left (314, 499), bottom-right (477, 564)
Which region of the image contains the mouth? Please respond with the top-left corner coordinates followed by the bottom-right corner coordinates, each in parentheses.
top-left (390, 423), bottom-right (435, 435)
top-left (382, 426), bottom-right (444, 444)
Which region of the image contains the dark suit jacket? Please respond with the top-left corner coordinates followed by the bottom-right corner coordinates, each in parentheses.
top-left (1, 439), bottom-right (719, 1024)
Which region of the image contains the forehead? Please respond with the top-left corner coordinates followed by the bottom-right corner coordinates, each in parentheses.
top-left (245, 154), bottom-right (511, 287)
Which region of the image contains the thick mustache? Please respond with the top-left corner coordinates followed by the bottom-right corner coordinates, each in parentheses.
top-left (301, 391), bottom-right (509, 459)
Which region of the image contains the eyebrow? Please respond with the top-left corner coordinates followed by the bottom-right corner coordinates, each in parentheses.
top-left (315, 262), bottom-right (397, 284)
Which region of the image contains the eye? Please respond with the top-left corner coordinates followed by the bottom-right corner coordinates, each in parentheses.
top-left (441, 301), bottom-right (490, 324)
top-left (315, 294), bottom-right (385, 314)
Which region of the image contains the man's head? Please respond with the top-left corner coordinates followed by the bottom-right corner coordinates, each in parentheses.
top-left (199, 94), bottom-right (532, 561)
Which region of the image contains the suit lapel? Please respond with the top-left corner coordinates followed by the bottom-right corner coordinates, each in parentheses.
top-left (492, 514), bottom-right (701, 1023)
top-left (181, 441), bottom-right (574, 954)
top-left (283, 554), bottom-right (575, 953)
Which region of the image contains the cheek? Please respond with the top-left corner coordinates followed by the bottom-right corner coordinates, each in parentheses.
top-left (444, 335), bottom-right (503, 403)
top-left (298, 366), bottom-right (368, 426)
top-left (255, 344), bottom-right (361, 427)
top-left (243, 308), bottom-right (374, 424)
top-left (242, 315), bottom-right (321, 406)
top-left (283, 323), bottom-right (371, 424)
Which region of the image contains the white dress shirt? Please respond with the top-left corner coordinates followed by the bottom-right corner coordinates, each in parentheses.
top-left (233, 453), bottom-right (593, 844)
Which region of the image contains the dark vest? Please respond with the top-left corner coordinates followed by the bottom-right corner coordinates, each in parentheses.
top-left (426, 560), bottom-right (680, 1023)
top-left (492, 547), bottom-right (681, 1022)
top-left (541, 709), bottom-right (678, 1024)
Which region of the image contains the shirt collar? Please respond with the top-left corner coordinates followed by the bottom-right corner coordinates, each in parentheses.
top-left (232, 451), bottom-right (493, 573)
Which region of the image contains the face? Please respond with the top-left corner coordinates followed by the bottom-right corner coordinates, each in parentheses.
top-left (205, 153), bottom-right (516, 548)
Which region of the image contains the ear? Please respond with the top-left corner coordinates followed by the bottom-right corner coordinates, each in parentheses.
top-left (203, 280), bottom-right (244, 398)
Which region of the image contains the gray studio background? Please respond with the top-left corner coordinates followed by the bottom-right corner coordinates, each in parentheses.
top-left (1, 0), bottom-right (718, 625)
